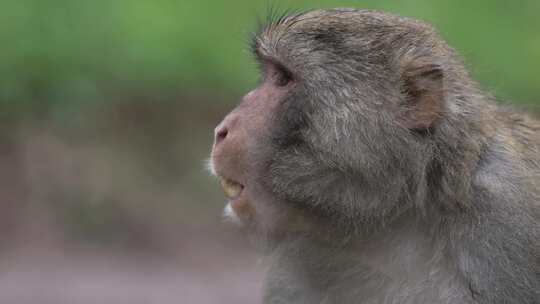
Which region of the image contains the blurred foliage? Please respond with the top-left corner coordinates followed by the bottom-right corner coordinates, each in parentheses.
top-left (0, 0), bottom-right (539, 115)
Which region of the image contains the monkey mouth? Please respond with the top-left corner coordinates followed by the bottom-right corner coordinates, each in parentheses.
top-left (218, 176), bottom-right (253, 221)
top-left (219, 177), bottom-right (244, 200)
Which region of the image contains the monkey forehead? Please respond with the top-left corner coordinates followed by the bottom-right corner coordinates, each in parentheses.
top-left (252, 8), bottom-right (437, 60)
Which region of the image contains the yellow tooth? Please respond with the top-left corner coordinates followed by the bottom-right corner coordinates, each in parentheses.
top-left (220, 178), bottom-right (242, 199)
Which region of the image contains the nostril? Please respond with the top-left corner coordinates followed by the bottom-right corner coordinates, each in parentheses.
top-left (215, 127), bottom-right (228, 145)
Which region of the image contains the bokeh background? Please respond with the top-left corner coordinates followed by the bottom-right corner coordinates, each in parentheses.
top-left (0, 0), bottom-right (538, 303)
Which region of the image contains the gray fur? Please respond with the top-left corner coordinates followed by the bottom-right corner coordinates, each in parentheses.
top-left (238, 8), bottom-right (539, 304)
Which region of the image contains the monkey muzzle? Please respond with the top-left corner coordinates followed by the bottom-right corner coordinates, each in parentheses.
top-left (218, 176), bottom-right (254, 221)
top-left (219, 177), bottom-right (244, 199)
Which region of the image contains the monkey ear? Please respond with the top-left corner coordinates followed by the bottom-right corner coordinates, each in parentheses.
top-left (398, 60), bottom-right (444, 131)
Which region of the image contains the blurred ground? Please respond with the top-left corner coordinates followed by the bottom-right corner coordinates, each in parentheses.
top-left (0, 99), bottom-right (263, 304)
top-left (0, 245), bottom-right (262, 304)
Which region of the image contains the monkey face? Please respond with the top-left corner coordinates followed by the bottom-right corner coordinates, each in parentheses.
top-left (210, 9), bottom-right (448, 236)
top-left (210, 60), bottom-right (296, 227)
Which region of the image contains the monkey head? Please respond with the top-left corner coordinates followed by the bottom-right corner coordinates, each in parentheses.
top-left (210, 9), bottom-right (470, 239)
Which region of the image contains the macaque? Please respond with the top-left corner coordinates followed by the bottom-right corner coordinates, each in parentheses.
top-left (210, 8), bottom-right (540, 304)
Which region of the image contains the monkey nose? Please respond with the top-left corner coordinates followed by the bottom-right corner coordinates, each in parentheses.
top-left (214, 125), bottom-right (229, 146)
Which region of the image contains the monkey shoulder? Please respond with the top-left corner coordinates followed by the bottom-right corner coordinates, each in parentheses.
top-left (458, 110), bottom-right (540, 303)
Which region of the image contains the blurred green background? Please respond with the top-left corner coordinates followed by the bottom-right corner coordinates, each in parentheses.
top-left (0, 1), bottom-right (538, 303)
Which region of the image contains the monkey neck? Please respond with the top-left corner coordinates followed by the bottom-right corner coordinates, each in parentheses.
top-left (264, 213), bottom-right (466, 303)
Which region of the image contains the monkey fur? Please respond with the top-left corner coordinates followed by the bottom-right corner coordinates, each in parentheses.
top-left (210, 8), bottom-right (540, 304)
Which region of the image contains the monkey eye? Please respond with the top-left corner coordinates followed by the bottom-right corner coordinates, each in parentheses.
top-left (271, 62), bottom-right (294, 87)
